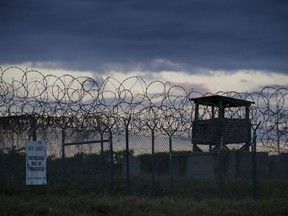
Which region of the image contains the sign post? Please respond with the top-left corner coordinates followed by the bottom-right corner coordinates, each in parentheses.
top-left (26, 141), bottom-right (47, 185)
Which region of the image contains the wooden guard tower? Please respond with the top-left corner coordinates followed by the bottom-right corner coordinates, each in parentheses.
top-left (190, 95), bottom-right (254, 151)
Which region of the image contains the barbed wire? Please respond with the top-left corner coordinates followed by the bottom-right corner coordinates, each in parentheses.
top-left (0, 66), bottom-right (287, 153)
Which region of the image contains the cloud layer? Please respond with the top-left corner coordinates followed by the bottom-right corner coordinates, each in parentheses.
top-left (0, 0), bottom-right (288, 74)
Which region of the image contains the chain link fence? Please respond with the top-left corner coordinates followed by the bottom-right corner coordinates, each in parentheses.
top-left (1, 66), bottom-right (288, 199)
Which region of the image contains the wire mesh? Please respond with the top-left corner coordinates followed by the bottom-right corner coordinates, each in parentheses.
top-left (1, 66), bottom-right (288, 198)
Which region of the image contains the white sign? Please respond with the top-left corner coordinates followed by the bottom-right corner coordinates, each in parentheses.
top-left (26, 141), bottom-right (47, 185)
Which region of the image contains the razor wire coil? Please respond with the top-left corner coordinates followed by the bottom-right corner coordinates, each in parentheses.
top-left (0, 66), bottom-right (288, 154)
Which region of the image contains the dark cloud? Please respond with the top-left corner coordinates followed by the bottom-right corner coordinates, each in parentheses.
top-left (0, 0), bottom-right (287, 73)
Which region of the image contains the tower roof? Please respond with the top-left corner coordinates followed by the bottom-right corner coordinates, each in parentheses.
top-left (190, 95), bottom-right (254, 107)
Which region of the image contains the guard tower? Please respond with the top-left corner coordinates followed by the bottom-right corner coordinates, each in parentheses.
top-left (190, 95), bottom-right (254, 151)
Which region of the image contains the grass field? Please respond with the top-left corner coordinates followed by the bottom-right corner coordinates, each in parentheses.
top-left (1, 183), bottom-right (288, 216)
top-left (1, 193), bottom-right (288, 216)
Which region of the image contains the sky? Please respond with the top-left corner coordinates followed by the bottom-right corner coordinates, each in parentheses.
top-left (0, 0), bottom-right (288, 93)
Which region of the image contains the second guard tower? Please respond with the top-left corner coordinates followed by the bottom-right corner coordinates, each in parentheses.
top-left (190, 95), bottom-right (255, 152)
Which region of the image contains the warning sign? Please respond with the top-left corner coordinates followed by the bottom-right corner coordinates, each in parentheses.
top-left (26, 141), bottom-right (47, 185)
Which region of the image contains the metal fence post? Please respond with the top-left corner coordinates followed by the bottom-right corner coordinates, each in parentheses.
top-left (151, 129), bottom-right (155, 197)
top-left (169, 135), bottom-right (174, 196)
top-left (100, 132), bottom-right (105, 183)
top-left (124, 117), bottom-right (131, 194)
top-left (29, 115), bottom-right (37, 141)
top-left (61, 127), bottom-right (66, 184)
top-left (219, 136), bottom-right (224, 198)
top-left (32, 123), bottom-right (37, 142)
top-left (109, 128), bottom-right (114, 192)
top-left (147, 122), bottom-right (157, 197)
top-left (252, 122), bottom-right (261, 200)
